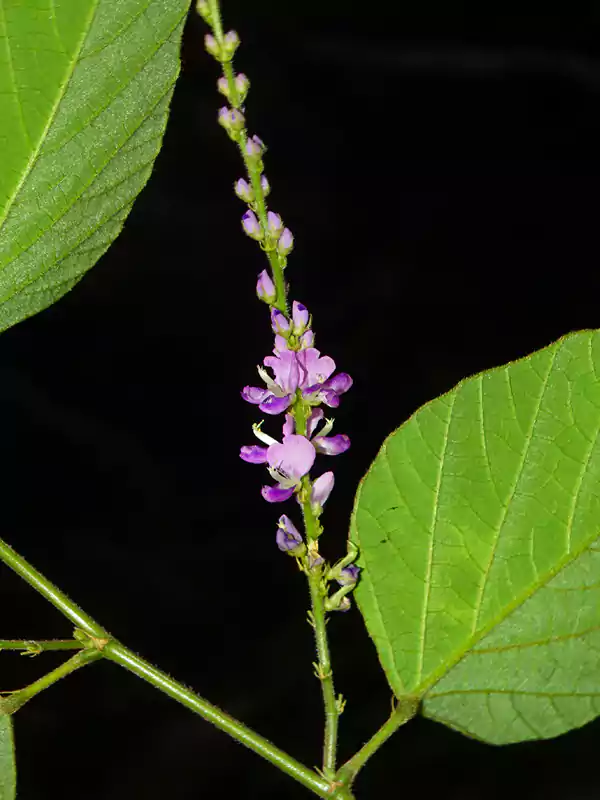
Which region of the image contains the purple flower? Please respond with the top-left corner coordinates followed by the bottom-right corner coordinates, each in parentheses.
top-left (276, 515), bottom-right (305, 555)
top-left (241, 348), bottom-right (299, 415)
top-left (278, 228), bottom-right (294, 256)
top-left (287, 410), bottom-right (351, 456)
top-left (262, 434), bottom-right (316, 502)
top-left (242, 209), bottom-right (262, 239)
top-left (311, 471), bottom-right (334, 511)
top-left (337, 565), bottom-right (360, 586)
top-left (256, 270), bottom-right (276, 303)
top-left (297, 348), bottom-right (336, 389)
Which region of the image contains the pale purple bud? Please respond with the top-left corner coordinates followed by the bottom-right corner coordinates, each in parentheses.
top-left (270, 308), bottom-right (291, 335)
top-left (300, 330), bottom-right (314, 349)
top-left (276, 515), bottom-right (305, 555)
top-left (267, 211), bottom-right (283, 236)
top-left (245, 135), bottom-right (264, 157)
top-left (239, 445), bottom-right (268, 464)
top-left (235, 178), bottom-right (253, 203)
top-left (311, 472), bottom-right (334, 510)
top-left (223, 30), bottom-right (240, 59)
top-left (292, 301), bottom-right (309, 334)
top-left (205, 33), bottom-right (220, 58)
top-left (329, 596), bottom-right (351, 612)
top-left (261, 175), bottom-right (270, 196)
top-left (277, 228), bottom-right (294, 256)
top-left (218, 107), bottom-right (245, 133)
top-left (256, 270), bottom-right (276, 303)
top-left (337, 565), bottom-right (360, 586)
top-left (273, 334), bottom-right (288, 353)
top-left (217, 77), bottom-right (229, 97)
top-left (235, 73), bottom-right (250, 101)
top-left (308, 551), bottom-right (325, 570)
top-left (242, 210), bottom-right (263, 240)
top-left (313, 434), bottom-right (351, 456)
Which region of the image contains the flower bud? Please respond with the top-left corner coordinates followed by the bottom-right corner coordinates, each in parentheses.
top-left (218, 107), bottom-right (245, 135)
top-left (196, 0), bottom-right (212, 24)
top-left (235, 73), bottom-right (250, 103)
top-left (235, 178), bottom-right (253, 203)
top-left (261, 175), bottom-right (270, 196)
top-left (205, 33), bottom-right (221, 59)
top-left (292, 301), bottom-right (309, 334)
top-left (325, 595), bottom-right (351, 613)
top-left (276, 515), bottom-right (306, 556)
top-left (217, 76), bottom-right (229, 98)
top-left (271, 308), bottom-right (290, 335)
top-left (277, 228), bottom-right (294, 256)
top-left (267, 211), bottom-right (284, 237)
top-left (222, 30), bottom-right (240, 60)
top-left (242, 210), bottom-right (263, 240)
top-left (256, 270), bottom-right (276, 304)
top-left (337, 565), bottom-right (360, 586)
top-left (311, 472), bottom-right (334, 513)
top-left (245, 135), bottom-right (265, 158)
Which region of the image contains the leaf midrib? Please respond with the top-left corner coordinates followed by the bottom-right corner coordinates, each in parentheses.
top-left (0, 0), bottom-right (100, 233)
top-left (413, 530), bottom-right (600, 699)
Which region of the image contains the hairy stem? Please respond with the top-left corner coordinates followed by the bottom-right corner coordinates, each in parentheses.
top-left (206, 0), bottom-right (288, 313)
top-left (0, 639), bottom-right (82, 653)
top-left (1, 648), bottom-right (101, 714)
top-left (306, 565), bottom-right (339, 779)
top-left (0, 535), bottom-right (334, 798)
top-left (335, 697), bottom-right (420, 785)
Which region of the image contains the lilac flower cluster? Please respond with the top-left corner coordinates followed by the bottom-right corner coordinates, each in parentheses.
top-left (240, 298), bottom-right (352, 509)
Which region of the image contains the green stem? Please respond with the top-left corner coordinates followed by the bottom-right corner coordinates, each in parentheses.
top-left (103, 641), bottom-right (331, 797)
top-left (207, 0), bottom-right (288, 313)
top-left (0, 639), bottom-right (82, 653)
top-left (335, 697), bottom-right (420, 786)
top-left (306, 567), bottom-right (339, 779)
top-left (0, 535), bottom-right (334, 798)
top-left (0, 538), bottom-right (108, 639)
top-left (1, 649), bottom-right (101, 714)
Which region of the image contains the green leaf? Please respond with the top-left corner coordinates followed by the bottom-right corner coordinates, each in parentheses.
top-left (0, 0), bottom-right (189, 332)
top-left (351, 330), bottom-right (600, 744)
top-left (0, 714), bottom-right (16, 799)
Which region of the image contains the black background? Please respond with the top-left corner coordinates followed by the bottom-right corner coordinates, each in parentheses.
top-left (2, 1), bottom-right (600, 797)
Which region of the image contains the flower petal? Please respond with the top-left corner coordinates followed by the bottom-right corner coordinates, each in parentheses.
top-left (313, 434), bottom-right (351, 456)
top-left (262, 484), bottom-right (295, 503)
top-left (242, 386), bottom-right (271, 404)
top-left (264, 350), bottom-right (300, 394)
top-left (311, 471), bottom-right (335, 508)
top-left (324, 372), bottom-right (353, 395)
top-left (296, 348), bottom-right (336, 388)
top-left (240, 445), bottom-right (269, 463)
top-left (267, 434), bottom-right (316, 480)
top-left (259, 394), bottom-right (292, 415)
top-left (307, 408), bottom-right (324, 438)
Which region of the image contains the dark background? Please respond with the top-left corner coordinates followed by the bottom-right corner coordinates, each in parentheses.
top-left (2, 1), bottom-right (600, 797)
